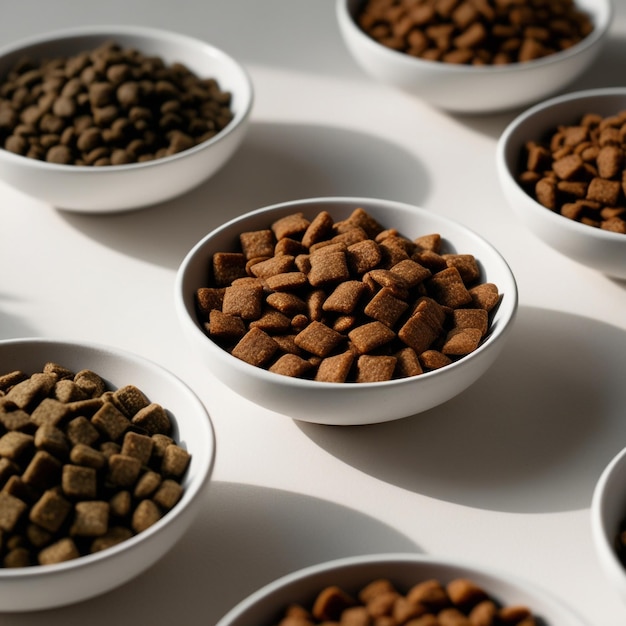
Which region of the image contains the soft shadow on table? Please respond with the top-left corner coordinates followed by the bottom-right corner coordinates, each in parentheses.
top-left (0, 295), bottom-right (37, 339)
top-left (2, 481), bottom-right (418, 626)
top-left (452, 32), bottom-right (626, 140)
top-left (298, 305), bottom-right (626, 515)
top-left (58, 120), bottom-right (429, 271)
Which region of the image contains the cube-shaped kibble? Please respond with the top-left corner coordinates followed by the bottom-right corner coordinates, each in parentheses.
top-left (38, 537), bottom-right (80, 565)
top-left (151, 434), bottom-right (174, 459)
top-left (348, 321), bottom-right (396, 355)
top-left (389, 259), bottom-right (431, 287)
top-left (92, 402), bottom-right (131, 441)
top-left (301, 210), bottom-right (334, 248)
top-left (26, 522), bottom-right (53, 548)
top-left (355, 355), bottom-right (397, 383)
top-left (131, 403), bottom-right (171, 436)
top-left (208, 310), bottom-right (247, 342)
top-left (30, 398), bottom-right (70, 427)
top-left (195, 287), bottom-right (226, 321)
top-left (153, 479), bottom-right (183, 511)
top-left (240, 229), bottom-right (275, 260)
top-left (314, 351), bottom-right (354, 383)
top-left (322, 281), bottom-right (366, 314)
top-left (107, 454), bottom-right (142, 487)
top-left (73, 369), bottom-right (106, 398)
top-left (22, 450), bottom-right (63, 491)
top-left (29, 489), bottom-right (71, 533)
top-left (232, 327), bottom-right (279, 366)
top-left (62, 464), bottom-right (98, 499)
top-left (54, 379), bottom-right (89, 403)
top-left (134, 470), bottom-right (162, 499)
top-left (91, 526), bottom-right (133, 553)
top-left (308, 250), bottom-right (350, 287)
top-left (394, 347), bottom-right (423, 378)
top-left (268, 354), bottom-right (314, 378)
top-left (452, 309), bottom-right (489, 336)
top-left (468, 283), bottom-right (500, 311)
top-left (0, 407), bottom-right (32, 432)
top-left (0, 492), bottom-right (27, 532)
top-left (121, 431), bottom-right (154, 465)
top-left (443, 254), bottom-right (480, 284)
top-left (249, 310), bottom-right (292, 333)
top-left (161, 444), bottom-right (191, 479)
top-left (442, 328), bottom-right (483, 356)
top-left (347, 239), bottom-right (382, 274)
top-left (112, 384), bottom-right (150, 417)
top-left (426, 267), bottom-right (472, 308)
top-left (294, 321), bottom-right (344, 358)
top-left (271, 212), bottom-right (311, 240)
top-left (66, 416), bottom-right (100, 447)
top-left (0, 431), bottom-right (34, 460)
top-left (212, 251), bottom-right (247, 286)
top-left (109, 490), bottom-right (132, 518)
top-left (248, 254), bottom-right (294, 279)
top-left (132, 499), bottom-right (162, 533)
top-left (0, 457), bottom-right (18, 488)
top-left (34, 423), bottom-right (69, 458)
top-left (364, 287), bottom-right (409, 328)
top-left (419, 350), bottom-right (452, 370)
top-left (70, 501), bottom-right (109, 537)
top-left (69, 443), bottom-right (106, 469)
top-left (222, 282), bottom-right (264, 320)
top-left (4, 547), bottom-right (31, 567)
top-left (5, 373), bottom-right (56, 410)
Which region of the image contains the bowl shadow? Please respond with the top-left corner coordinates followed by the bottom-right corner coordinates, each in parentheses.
top-left (1, 481), bottom-right (418, 625)
top-left (296, 305), bottom-right (626, 514)
top-left (58, 120), bottom-right (430, 271)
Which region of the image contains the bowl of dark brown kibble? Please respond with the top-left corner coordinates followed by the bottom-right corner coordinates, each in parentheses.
top-left (174, 196), bottom-right (518, 425)
top-left (0, 337), bottom-right (215, 611)
top-left (0, 25), bottom-right (253, 212)
top-left (215, 553), bottom-right (591, 625)
top-left (336, 0), bottom-right (612, 113)
top-left (592, 445), bottom-right (626, 607)
top-left (496, 87), bottom-right (626, 279)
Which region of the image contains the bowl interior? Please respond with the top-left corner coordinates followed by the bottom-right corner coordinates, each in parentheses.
top-left (216, 554), bottom-right (589, 626)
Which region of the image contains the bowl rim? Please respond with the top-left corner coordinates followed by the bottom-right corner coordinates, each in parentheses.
top-left (496, 86), bottom-right (626, 244)
top-left (0, 336), bottom-right (216, 579)
top-left (591, 445), bottom-right (626, 588)
top-left (175, 195), bottom-right (519, 392)
top-left (336, 0), bottom-right (613, 76)
top-left (0, 24), bottom-right (254, 174)
top-left (215, 552), bottom-right (589, 625)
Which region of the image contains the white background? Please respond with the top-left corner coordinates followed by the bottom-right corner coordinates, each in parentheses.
top-left (1, 1), bottom-right (626, 624)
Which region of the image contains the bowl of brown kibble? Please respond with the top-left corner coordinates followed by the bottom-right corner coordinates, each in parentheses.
top-left (215, 553), bottom-right (591, 625)
top-left (336, 0), bottom-right (612, 113)
top-left (0, 337), bottom-right (215, 611)
top-left (174, 196), bottom-right (518, 425)
top-left (0, 25), bottom-right (253, 212)
top-left (496, 87), bottom-right (626, 279)
top-left (592, 446), bottom-right (626, 606)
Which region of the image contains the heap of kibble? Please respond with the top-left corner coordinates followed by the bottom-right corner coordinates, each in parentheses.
top-left (0, 40), bottom-right (233, 166)
top-left (271, 576), bottom-right (538, 625)
top-left (518, 109), bottom-right (626, 234)
top-left (356, 0), bottom-right (593, 65)
top-left (0, 363), bottom-right (191, 567)
top-left (195, 208), bottom-right (502, 383)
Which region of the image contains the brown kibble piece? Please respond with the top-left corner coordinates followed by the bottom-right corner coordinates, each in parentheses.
top-left (161, 444), bottom-right (191, 478)
top-left (107, 454), bottom-right (142, 487)
top-left (92, 401), bottom-right (130, 441)
top-left (152, 478), bottom-right (183, 511)
top-left (348, 321), bottom-right (396, 354)
top-left (355, 355), bottom-right (397, 382)
top-left (312, 586), bottom-right (356, 621)
top-left (427, 267), bottom-right (472, 308)
top-left (38, 537), bottom-right (80, 565)
top-left (62, 464), bottom-right (97, 499)
top-left (70, 501), bottom-right (109, 537)
top-left (295, 321), bottom-right (344, 358)
top-left (91, 526), bottom-right (134, 553)
top-left (232, 327), bottom-right (279, 366)
top-left (121, 431), bottom-right (153, 465)
top-left (314, 351), bottom-right (355, 383)
top-left (442, 327), bottom-right (483, 355)
top-left (0, 492), bottom-right (27, 531)
top-left (132, 498), bottom-right (162, 533)
top-left (29, 490), bottom-right (71, 533)
top-left (112, 384), bottom-right (150, 417)
top-left (269, 354), bottom-right (314, 378)
top-left (131, 402), bottom-right (171, 436)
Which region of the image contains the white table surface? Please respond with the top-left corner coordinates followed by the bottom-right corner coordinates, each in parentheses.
top-left (2, 1), bottom-right (626, 624)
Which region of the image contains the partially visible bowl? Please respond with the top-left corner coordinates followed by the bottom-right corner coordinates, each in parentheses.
top-left (0, 25), bottom-right (253, 212)
top-left (591, 446), bottom-right (626, 606)
top-left (496, 87), bottom-right (626, 279)
top-left (0, 337), bottom-right (215, 611)
top-left (215, 553), bottom-right (590, 625)
top-left (174, 196), bottom-right (518, 425)
top-left (336, 0), bottom-right (612, 113)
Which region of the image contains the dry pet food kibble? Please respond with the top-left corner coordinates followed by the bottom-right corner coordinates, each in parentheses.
top-left (0, 364), bottom-right (190, 567)
top-left (356, 0), bottom-right (593, 66)
top-left (195, 207), bottom-right (502, 383)
top-left (518, 110), bottom-right (626, 234)
top-left (269, 576), bottom-right (538, 625)
top-left (0, 40), bottom-right (233, 166)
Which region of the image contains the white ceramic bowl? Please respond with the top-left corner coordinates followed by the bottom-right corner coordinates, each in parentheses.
top-left (496, 87), bottom-right (626, 279)
top-left (0, 25), bottom-right (253, 212)
top-left (336, 0), bottom-right (612, 113)
top-left (216, 553), bottom-right (589, 625)
top-left (0, 337), bottom-right (215, 611)
top-left (591, 446), bottom-right (626, 606)
top-left (175, 196), bottom-right (518, 426)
